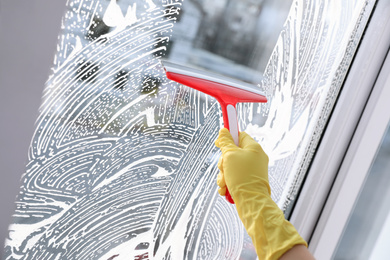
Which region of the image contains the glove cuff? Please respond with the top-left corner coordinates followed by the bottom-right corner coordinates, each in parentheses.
top-left (234, 189), bottom-right (307, 260)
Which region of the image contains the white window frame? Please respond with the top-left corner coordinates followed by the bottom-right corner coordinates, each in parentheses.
top-left (290, 0), bottom-right (390, 258)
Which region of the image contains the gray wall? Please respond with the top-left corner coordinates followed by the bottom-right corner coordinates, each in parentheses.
top-left (0, 0), bottom-right (66, 256)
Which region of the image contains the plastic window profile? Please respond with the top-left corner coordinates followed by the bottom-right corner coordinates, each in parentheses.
top-left (311, 48), bottom-right (390, 260)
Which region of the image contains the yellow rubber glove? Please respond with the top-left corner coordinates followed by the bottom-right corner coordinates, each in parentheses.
top-left (215, 128), bottom-right (307, 260)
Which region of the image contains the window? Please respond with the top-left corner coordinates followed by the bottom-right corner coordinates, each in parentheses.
top-left (4, 0), bottom-right (376, 259)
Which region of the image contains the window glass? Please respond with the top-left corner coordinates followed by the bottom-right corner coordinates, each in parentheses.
top-left (5, 0), bottom-right (374, 259)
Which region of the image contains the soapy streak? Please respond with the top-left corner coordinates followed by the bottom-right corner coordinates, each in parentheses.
top-left (98, 94), bottom-right (149, 134)
top-left (92, 155), bottom-right (176, 191)
top-left (37, 16), bottom-right (173, 132)
top-left (45, 7), bottom-right (172, 80)
top-left (37, 33), bottom-right (172, 155)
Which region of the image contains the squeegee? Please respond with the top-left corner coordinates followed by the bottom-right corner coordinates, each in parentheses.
top-left (161, 60), bottom-right (267, 204)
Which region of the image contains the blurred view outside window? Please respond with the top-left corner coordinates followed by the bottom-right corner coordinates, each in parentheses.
top-left (166, 0), bottom-right (291, 84)
top-left (334, 121), bottom-right (390, 260)
top-left (4, 0), bottom-right (374, 259)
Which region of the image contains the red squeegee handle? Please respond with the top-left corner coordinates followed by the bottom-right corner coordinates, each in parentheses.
top-left (220, 102), bottom-right (239, 204)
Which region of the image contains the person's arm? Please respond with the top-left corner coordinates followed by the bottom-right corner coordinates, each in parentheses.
top-left (280, 245), bottom-right (314, 260)
top-left (215, 129), bottom-right (315, 260)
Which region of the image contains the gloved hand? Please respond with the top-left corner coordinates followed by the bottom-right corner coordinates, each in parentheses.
top-left (215, 128), bottom-right (307, 260)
